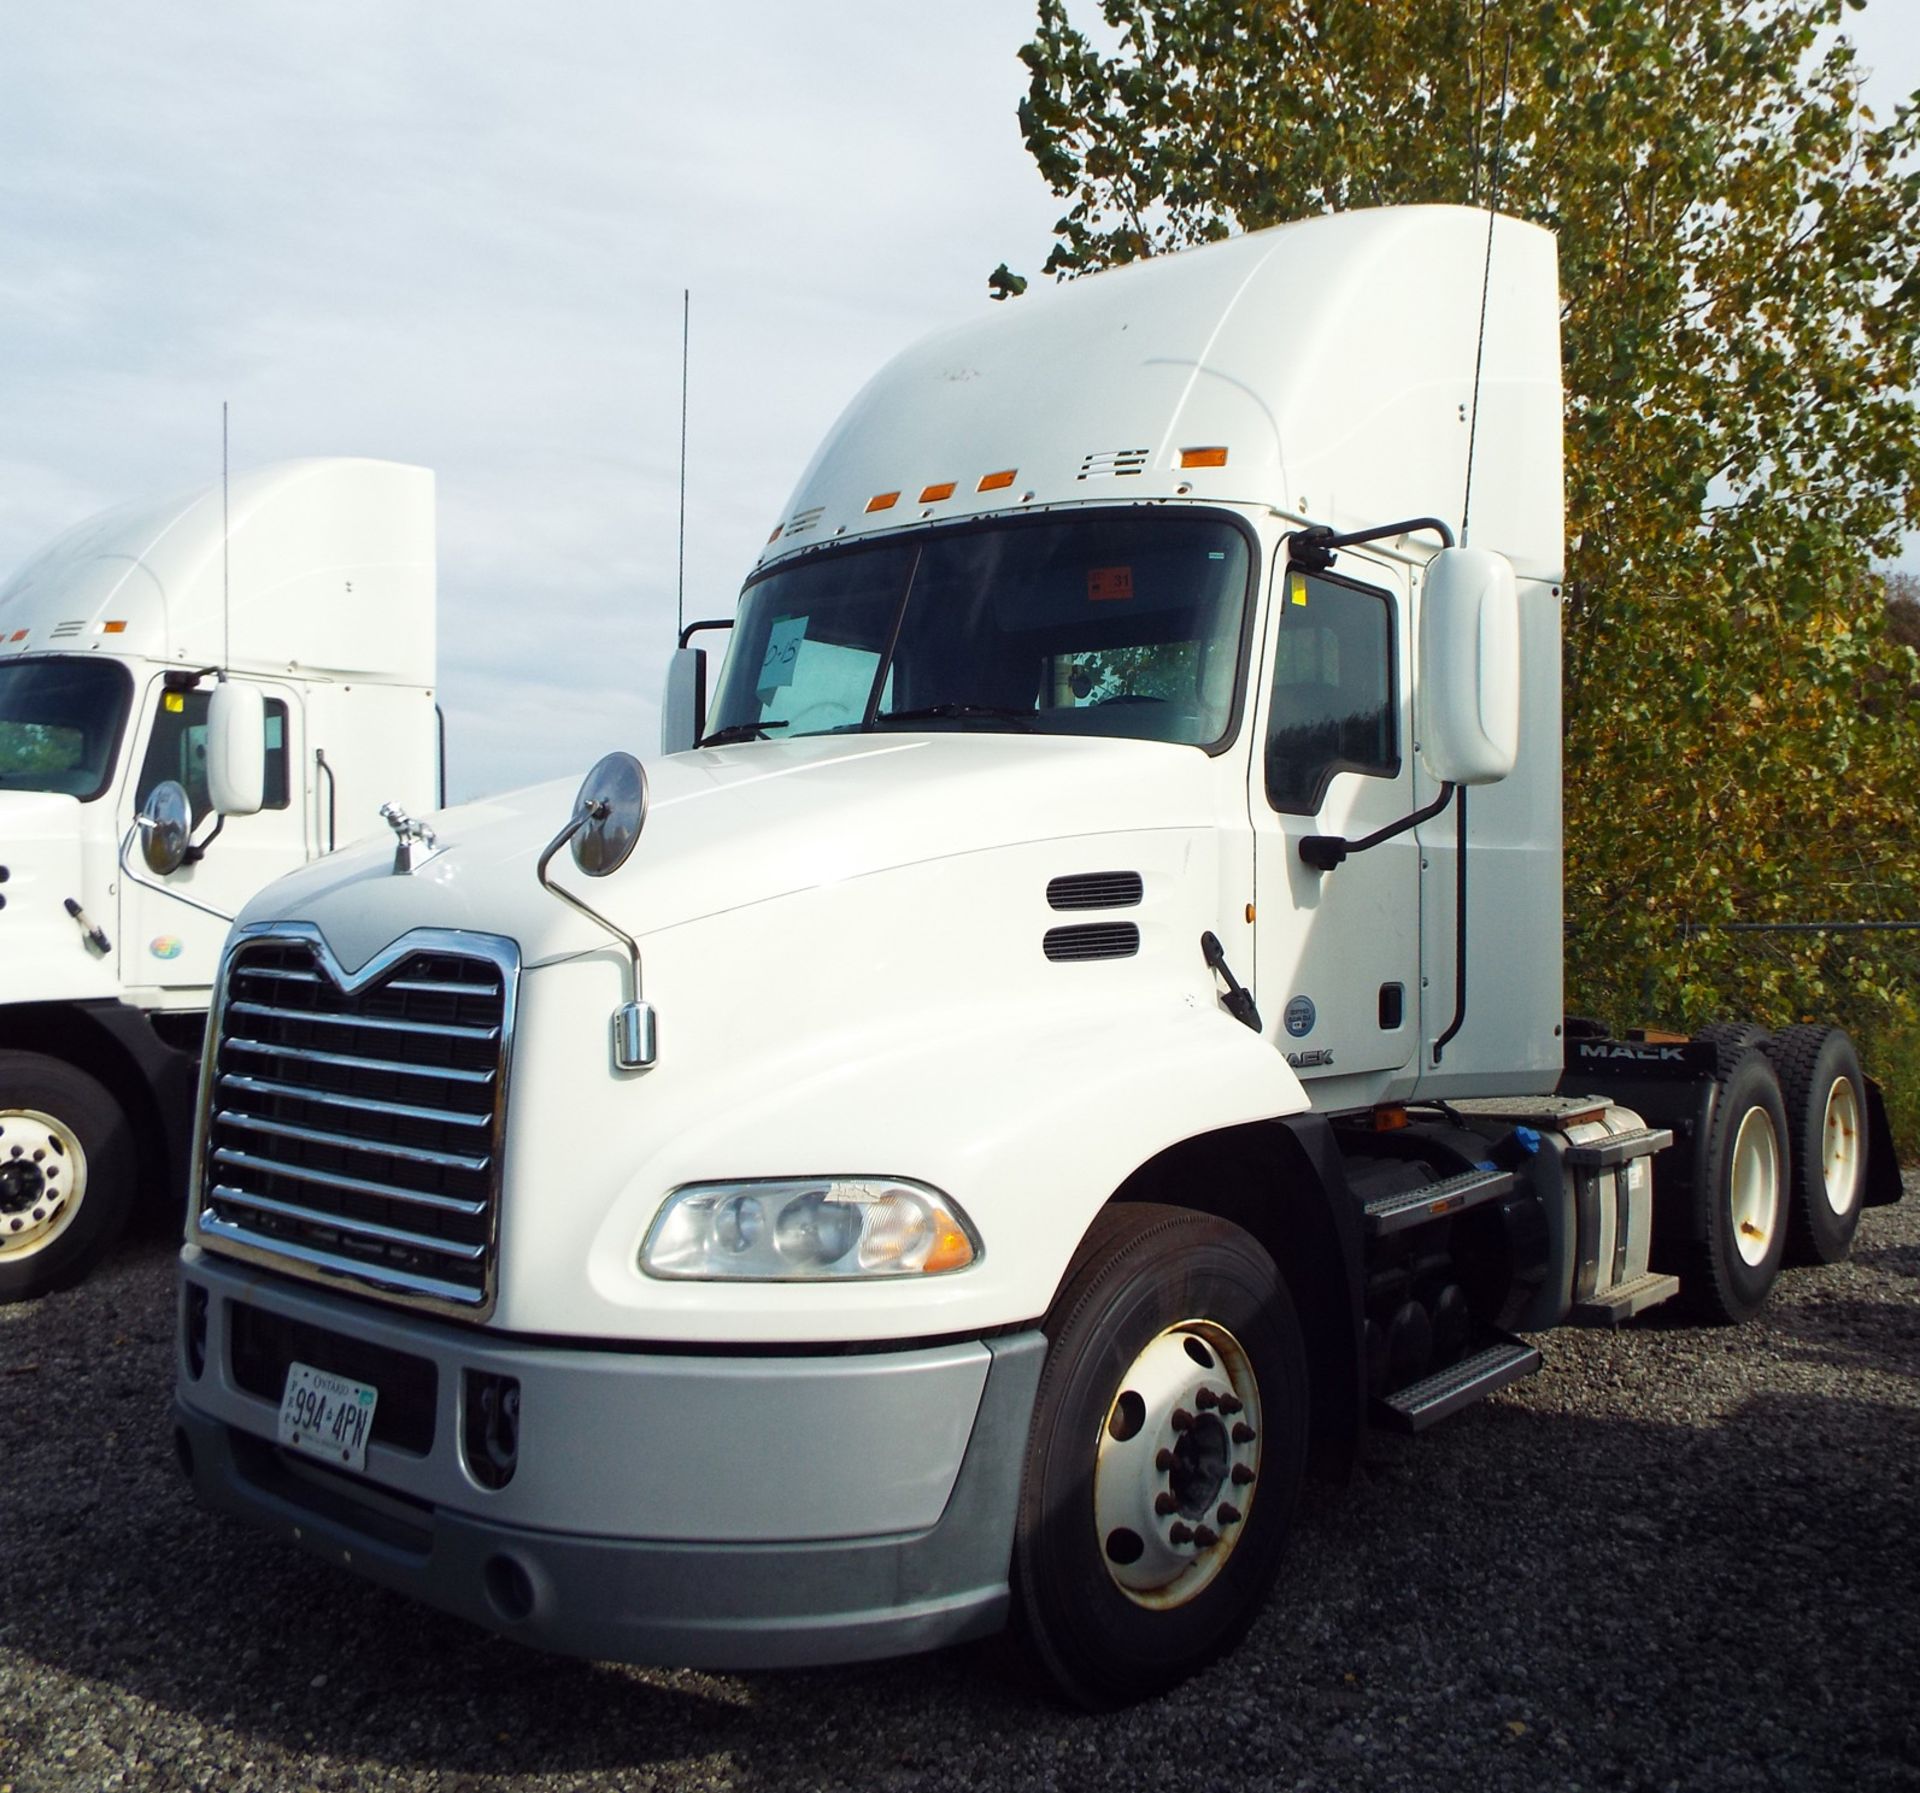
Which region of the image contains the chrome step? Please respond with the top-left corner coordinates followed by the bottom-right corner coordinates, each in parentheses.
top-left (1569, 1270), bottom-right (1681, 1328)
top-left (1373, 1337), bottom-right (1542, 1434)
top-left (1564, 1126), bottom-right (1673, 1169)
top-left (1363, 1166), bottom-right (1515, 1237)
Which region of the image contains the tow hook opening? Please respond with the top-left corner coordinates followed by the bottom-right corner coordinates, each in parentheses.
top-left (483, 1553), bottom-right (537, 1625)
top-left (463, 1370), bottom-right (521, 1490)
top-left (182, 1284), bottom-right (209, 1380)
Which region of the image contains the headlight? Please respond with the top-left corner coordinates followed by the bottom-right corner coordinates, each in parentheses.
top-left (641, 1179), bottom-right (981, 1281)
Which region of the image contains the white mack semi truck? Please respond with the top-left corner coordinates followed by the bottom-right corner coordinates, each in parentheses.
top-left (171, 208), bottom-right (1900, 1708)
top-left (0, 458), bottom-right (440, 1300)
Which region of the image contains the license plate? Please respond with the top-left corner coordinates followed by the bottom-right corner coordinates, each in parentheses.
top-left (278, 1361), bottom-right (379, 1473)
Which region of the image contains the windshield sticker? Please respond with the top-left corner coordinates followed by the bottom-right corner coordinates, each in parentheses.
top-left (1284, 994), bottom-right (1316, 1037)
top-left (758, 615), bottom-right (807, 698)
top-left (1289, 574), bottom-right (1309, 607)
top-left (1087, 565), bottom-right (1134, 602)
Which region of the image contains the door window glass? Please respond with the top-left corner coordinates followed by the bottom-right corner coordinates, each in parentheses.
top-left (1265, 569), bottom-right (1397, 813)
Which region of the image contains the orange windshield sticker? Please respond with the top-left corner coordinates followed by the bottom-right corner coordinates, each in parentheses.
top-left (1088, 565), bottom-right (1134, 602)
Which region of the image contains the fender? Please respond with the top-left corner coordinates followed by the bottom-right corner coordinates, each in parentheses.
top-left (503, 956), bottom-right (1310, 1343)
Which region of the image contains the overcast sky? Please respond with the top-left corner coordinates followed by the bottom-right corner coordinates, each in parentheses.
top-left (2, 2), bottom-right (1914, 803)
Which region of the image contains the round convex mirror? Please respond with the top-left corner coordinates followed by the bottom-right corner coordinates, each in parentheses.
top-left (138, 780), bottom-right (192, 876)
top-left (570, 752), bottom-right (648, 877)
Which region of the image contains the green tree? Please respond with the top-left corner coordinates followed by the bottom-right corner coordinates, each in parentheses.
top-left (1008, 0), bottom-right (1920, 1034)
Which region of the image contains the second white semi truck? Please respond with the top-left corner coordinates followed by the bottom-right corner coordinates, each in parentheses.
top-left (0, 458), bottom-right (440, 1300)
top-left (171, 209), bottom-right (1899, 1707)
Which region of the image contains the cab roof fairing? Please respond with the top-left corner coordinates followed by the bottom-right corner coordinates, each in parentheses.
top-left (756, 205), bottom-right (1564, 585)
top-left (0, 457), bottom-right (436, 685)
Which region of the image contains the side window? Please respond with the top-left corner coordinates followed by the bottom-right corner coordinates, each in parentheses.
top-left (1264, 569), bottom-right (1397, 813)
top-left (138, 688), bottom-right (290, 823)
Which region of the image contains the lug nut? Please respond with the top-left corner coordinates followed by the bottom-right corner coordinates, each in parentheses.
top-left (1169, 1521), bottom-right (1194, 1544)
top-left (1171, 1408), bottom-right (1195, 1433)
top-left (1231, 1421), bottom-right (1256, 1444)
top-left (1217, 1502), bottom-right (1242, 1525)
top-left (1195, 1387), bottom-right (1218, 1410)
top-left (1193, 1525), bottom-right (1219, 1548)
top-left (1217, 1394), bottom-right (1244, 1415)
top-left (1231, 1463), bottom-right (1256, 1485)
top-left (1154, 1492), bottom-right (1179, 1516)
top-left (1155, 1448), bottom-right (1175, 1471)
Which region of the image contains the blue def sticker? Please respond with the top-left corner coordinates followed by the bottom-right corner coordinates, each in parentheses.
top-left (1284, 995), bottom-right (1316, 1037)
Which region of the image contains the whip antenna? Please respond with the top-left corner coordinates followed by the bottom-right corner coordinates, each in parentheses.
top-left (221, 400), bottom-right (231, 672)
top-left (677, 289), bottom-right (689, 640)
top-left (1460, 28), bottom-right (1512, 548)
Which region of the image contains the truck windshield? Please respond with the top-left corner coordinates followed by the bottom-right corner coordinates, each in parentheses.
top-left (0, 657), bottom-right (135, 800)
top-left (707, 511), bottom-right (1252, 748)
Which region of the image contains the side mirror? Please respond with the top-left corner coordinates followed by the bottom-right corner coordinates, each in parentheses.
top-left (1418, 547), bottom-right (1519, 786)
top-left (662, 647), bottom-right (707, 754)
top-left (206, 680), bottom-right (266, 816)
top-left (138, 781), bottom-right (192, 875)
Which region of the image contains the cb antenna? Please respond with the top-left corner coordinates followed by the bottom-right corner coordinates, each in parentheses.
top-left (677, 288), bottom-right (689, 640)
top-left (221, 400), bottom-right (231, 674)
top-left (1460, 27), bottom-right (1512, 549)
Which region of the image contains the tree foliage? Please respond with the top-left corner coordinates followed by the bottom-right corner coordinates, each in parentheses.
top-left (1008, 0), bottom-right (1920, 1032)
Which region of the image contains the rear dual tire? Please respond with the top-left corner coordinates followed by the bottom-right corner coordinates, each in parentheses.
top-left (1761, 1025), bottom-right (1868, 1266)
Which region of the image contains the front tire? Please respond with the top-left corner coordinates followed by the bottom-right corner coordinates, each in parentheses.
top-left (1012, 1203), bottom-right (1307, 1708)
top-left (0, 1051), bottom-right (136, 1302)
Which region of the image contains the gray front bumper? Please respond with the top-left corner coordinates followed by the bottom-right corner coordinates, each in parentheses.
top-left (174, 1248), bottom-right (1046, 1669)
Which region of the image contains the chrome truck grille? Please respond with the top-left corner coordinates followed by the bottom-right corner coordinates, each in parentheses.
top-left (195, 927), bottom-right (518, 1317)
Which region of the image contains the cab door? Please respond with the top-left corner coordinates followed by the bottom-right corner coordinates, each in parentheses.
top-left (118, 677), bottom-right (309, 992)
top-left (1249, 551), bottom-right (1422, 1106)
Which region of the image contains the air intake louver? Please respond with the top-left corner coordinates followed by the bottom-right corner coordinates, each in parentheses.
top-left (783, 506), bottom-right (825, 538)
top-left (49, 620), bottom-right (84, 639)
top-left (199, 934), bottom-right (515, 1314)
top-left (1044, 923), bottom-right (1140, 962)
top-left (1077, 448), bottom-right (1150, 480)
top-left (1047, 871), bottom-right (1144, 911)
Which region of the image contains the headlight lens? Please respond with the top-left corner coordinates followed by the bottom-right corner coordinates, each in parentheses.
top-left (641, 1179), bottom-right (981, 1280)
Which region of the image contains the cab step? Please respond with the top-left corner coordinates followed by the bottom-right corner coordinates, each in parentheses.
top-left (1372, 1336), bottom-right (1542, 1434)
top-left (1363, 1166), bottom-right (1515, 1237)
top-left (1569, 1270), bottom-right (1681, 1328)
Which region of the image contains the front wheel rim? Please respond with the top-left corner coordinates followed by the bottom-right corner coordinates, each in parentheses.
top-left (1093, 1319), bottom-right (1261, 1610)
top-left (1729, 1106), bottom-right (1781, 1268)
top-left (1819, 1076), bottom-right (1863, 1219)
top-left (0, 1107), bottom-right (87, 1262)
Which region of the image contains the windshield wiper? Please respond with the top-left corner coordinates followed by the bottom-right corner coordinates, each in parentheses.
top-left (698, 720), bottom-right (789, 747)
top-left (874, 703), bottom-right (1035, 729)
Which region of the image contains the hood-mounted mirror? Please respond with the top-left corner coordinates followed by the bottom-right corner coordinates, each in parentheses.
top-left (570, 751), bottom-right (648, 877)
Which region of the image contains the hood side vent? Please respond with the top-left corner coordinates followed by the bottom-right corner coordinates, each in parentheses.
top-left (1044, 923), bottom-right (1140, 963)
top-left (1048, 871), bottom-right (1144, 911)
top-left (49, 620), bottom-right (85, 639)
top-left (784, 506), bottom-right (825, 539)
top-left (1077, 448), bottom-right (1149, 481)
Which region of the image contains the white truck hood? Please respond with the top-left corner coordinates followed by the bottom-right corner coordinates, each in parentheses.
top-left (238, 732), bottom-right (1222, 972)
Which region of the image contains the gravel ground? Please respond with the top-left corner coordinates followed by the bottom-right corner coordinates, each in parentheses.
top-left (3, 1177), bottom-right (1918, 1793)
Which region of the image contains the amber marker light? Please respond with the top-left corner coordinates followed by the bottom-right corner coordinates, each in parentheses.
top-left (7, 629), bottom-right (26, 642)
top-left (866, 491), bottom-right (901, 513)
top-left (1372, 1105), bottom-right (1410, 1132)
top-left (766, 523), bottom-right (783, 544)
top-left (918, 481), bottom-right (957, 503)
top-left (99, 619), bottom-right (128, 634)
top-left (977, 469), bottom-right (1018, 492)
top-left (1179, 447), bottom-right (1229, 468)
top-left (921, 1224), bottom-right (976, 1274)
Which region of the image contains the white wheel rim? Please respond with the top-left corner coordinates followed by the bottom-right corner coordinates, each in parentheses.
top-left (1819, 1076), bottom-right (1863, 1219)
top-left (1093, 1319), bottom-right (1261, 1610)
top-left (0, 1107), bottom-right (87, 1262)
top-left (1729, 1105), bottom-right (1781, 1268)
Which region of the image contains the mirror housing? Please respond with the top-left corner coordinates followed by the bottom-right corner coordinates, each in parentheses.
top-left (662, 647), bottom-right (707, 754)
top-left (206, 680), bottom-right (266, 816)
top-left (1418, 547), bottom-right (1520, 786)
top-left (137, 781), bottom-right (192, 876)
